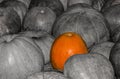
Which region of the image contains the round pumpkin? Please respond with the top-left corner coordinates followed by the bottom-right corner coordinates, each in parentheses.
top-left (89, 41), bottom-right (114, 59)
top-left (68, 0), bottom-right (106, 11)
top-left (23, 7), bottom-right (56, 33)
top-left (103, 4), bottom-right (120, 42)
top-left (0, 3), bottom-right (21, 36)
top-left (19, 30), bottom-right (55, 64)
top-left (109, 39), bottom-right (120, 78)
top-left (27, 71), bottom-right (68, 79)
top-left (0, 34), bottom-right (44, 79)
top-left (1, 0), bottom-right (27, 24)
top-left (64, 53), bottom-right (115, 79)
top-left (50, 32), bottom-right (88, 71)
top-left (52, 3), bottom-right (109, 48)
top-left (29, 0), bottom-right (64, 16)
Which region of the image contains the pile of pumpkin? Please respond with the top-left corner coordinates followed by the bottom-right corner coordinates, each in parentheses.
top-left (0, 0), bottom-right (120, 79)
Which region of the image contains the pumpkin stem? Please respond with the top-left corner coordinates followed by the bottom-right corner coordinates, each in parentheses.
top-left (64, 32), bottom-right (74, 37)
top-left (67, 33), bottom-right (73, 37)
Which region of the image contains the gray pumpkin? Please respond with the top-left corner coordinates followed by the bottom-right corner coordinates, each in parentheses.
top-left (89, 41), bottom-right (114, 59)
top-left (109, 39), bottom-right (120, 78)
top-left (23, 7), bottom-right (56, 34)
top-left (0, 34), bottom-right (44, 79)
top-left (52, 3), bottom-right (109, 48)
top-left (64, 53), bottom-right (115, 79)
top-left (29, 0), bottom-right (64, 17)
top-left (0, 3), bottom-right (21, 36)
top-left (19, 30), bottom-right (55, 64)
top-left (1, 0), bottom-right (28, 24)
top-left (103, 4), bottom-right (120, 42)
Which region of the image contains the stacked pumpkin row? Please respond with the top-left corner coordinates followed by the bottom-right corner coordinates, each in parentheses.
top-left (0, 0), bottom-right (119, 79)
top-left (102, 0), bottom-right (120, 79)
top-left (0, 0), bottom-right (56, 79)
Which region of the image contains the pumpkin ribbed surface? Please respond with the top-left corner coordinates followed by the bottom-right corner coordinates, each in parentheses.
top-left (23, 7), bottom-right (56, 33)
top-left (64, 53), bottom-right (115, 79)
top-left (0, 34), bottom-right (44, 79)
top-left (52, 3), bottom-right (109, 48)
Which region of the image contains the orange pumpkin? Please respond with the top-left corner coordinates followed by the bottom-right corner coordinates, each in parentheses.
top-left (50, 32), bottom-right (88, 71)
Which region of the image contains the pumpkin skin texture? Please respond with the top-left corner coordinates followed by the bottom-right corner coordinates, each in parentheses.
top-left (0, 34), bottom-right (44, 79)
top-left (68, 0), bottom-right (106, 11)
top-left (0, 4), bottom-right (21, 36)
top-left (64, 53), bottom-right (115, 79)
top-left (17, 0), bottom-right (31, 8)
top-left (103, 4), bottom-right (120, 42)
top-left (29, 0), bottom-right (64, 16)
top-left (89, 41), bottom-right (114, 59)
top-left (102, 0), bottom-right (120, 11)
top-left (27, 71), bottom-right (68, 79)
top-left (23, 7), bottom-right (56, 34)
top-left (109, 39), bottom-right (120, 78)
top-left (52, 3), bottom-right (109, 48)
top-left (50, 32), bottom-right (88, 71)
top-left (19, 30), bottom-right (55, 64)
top-left (1, 0), bottom-right (27, 24)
